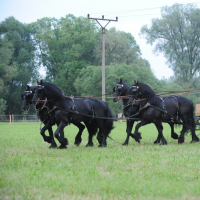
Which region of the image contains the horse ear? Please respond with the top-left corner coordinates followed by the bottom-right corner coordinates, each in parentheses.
top-left (40, 80), bottom-right (43, 85)
top-left (120, 78), bottom-right (122, 84)
top-left (27, 85), bottom-right (30, 89)
top-left (116, 79), bottom-right (119, 83)
top-left (37, 80), bottom-right (39, 85)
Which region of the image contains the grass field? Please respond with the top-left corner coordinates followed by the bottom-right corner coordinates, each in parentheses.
top-left (1, 122), bottom-right (200, 200)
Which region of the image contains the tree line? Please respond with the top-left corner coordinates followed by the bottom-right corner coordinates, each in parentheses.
top-left (1, 3), bottom-right (200, 115)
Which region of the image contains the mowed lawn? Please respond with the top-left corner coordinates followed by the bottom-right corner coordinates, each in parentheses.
top-left (1, 122), bottom-right (200, 200)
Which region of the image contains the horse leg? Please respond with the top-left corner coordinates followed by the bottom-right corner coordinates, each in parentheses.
top-left (85, 121), bottom-right (97, 147)
top-left (97, 130), bottom-right (103, 145)
top-left (122, 119), bottom-right (134, 145)
top-left (48, 127), bottom-right (57, 148)
top-left (101, 132), bottom-right (108, 147)
top-left (154, 122), bottom-right (167, 145)
top-left (132, 120), bottom-right (149, 143)
top-left (54, 122), bottom-right (68, 149)
top-left (40, 121), bottom-right (52, 143)
top-left (168, 122), bottom-right (179, 140)
top-left (191, 127), bottom-right (200, 142)
top-left (191, 125), bottom-right (200, 142)
top-left (73, 123), bottom-right (85, 146)
top-left (178, 124), bottom-right (187, 144)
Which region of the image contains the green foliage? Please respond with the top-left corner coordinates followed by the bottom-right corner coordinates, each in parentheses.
top-left (28, 15), bottom-right (99, 95)
top-left (0, 36), bottom-right (16, 114)
top-left (94, 27), bottom-right (148, 67)
top-left (1, 123), bottom-right (200, 199)
top-left (0, 17), bottom-right (38, 114)
top-left (74, 63), bottom-right (159, 114)
top-left (140, 3), bottom-right (200, 87)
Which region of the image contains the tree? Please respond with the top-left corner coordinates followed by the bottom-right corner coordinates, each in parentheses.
top-left (140, 3), bottom-right (200, 86)
top-left (0, 17), bottom-right (38, 114)
top-left (28, 14), bottom-right (99, 95)
top-left (93, 27), bottom-right (149, 67)
top-left (74, 63), bottom-right (159, 114)
top-left (0, 37), bottom-right (16, 114)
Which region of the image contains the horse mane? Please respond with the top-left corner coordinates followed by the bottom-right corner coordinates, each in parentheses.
top-left (137, 82), bottom-right (159, 106)
top-left (42, 82), bottom-right (65, 102)
top-left (122, 82), bottom-right (131, 90)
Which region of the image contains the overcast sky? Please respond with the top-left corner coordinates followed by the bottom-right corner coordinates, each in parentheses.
top-left (1, 0), bottom-right (200, 79)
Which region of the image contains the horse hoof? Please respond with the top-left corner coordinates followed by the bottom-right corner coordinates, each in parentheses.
top-left (49, 145), bottom-right (57, 148)
top-left (178, 138), bottom-right (184, 144)
top-left (86, 143), bottom-right (94, 147)
top-left (122, 143), bottom-right (128, 146)
top-left (58, 145), bottom-right (67, 149)
top-left (191, 139), bottom-right (200, 143)
top-left (160, 142), bottom-right (167, 145)
top-left (171, 133), bottom-right (179, 140)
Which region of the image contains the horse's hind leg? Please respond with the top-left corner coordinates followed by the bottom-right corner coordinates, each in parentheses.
top-left (97, 130), bottom-right (103, 145)
top-left (122, 119), bottom-right (134, 145)
top-left (168, 122), bottom-right (179, 140)
top-left (85, 121), bottom-right (97, 147)
top-left (73, 123), bottom-right (85, 146)
top-left (191, 127), bottom-right (199, 142)
top-left (178, 124), bottom-right (187, 144)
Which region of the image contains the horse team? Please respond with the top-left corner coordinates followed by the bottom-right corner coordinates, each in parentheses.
top-left (21, 79), bottom-right (199, 148)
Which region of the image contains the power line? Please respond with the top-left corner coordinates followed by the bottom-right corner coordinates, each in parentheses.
top-left (90, 1), bottom-right (200, 17)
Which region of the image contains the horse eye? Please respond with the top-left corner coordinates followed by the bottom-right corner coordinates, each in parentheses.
top-left (113, 87), bottom-right (116, 92)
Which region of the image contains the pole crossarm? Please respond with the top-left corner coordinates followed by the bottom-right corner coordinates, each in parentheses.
top-left (87, 14), bottom-right (118, 22)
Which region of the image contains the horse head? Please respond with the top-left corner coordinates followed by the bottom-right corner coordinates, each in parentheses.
top-left (128, 81), bottom-right (140, 104)
top-left (32, 80), bottom-right (45, 104)
top-left (113, 78), bottom-right (127, 102)
top-left (21, 85), bottom-right (34, 111)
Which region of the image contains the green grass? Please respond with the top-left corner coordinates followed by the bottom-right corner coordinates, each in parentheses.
top-left (1, 122), bottom-right (200, 199)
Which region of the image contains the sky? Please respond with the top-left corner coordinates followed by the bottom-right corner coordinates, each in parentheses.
top-left (1, 0), bottom-right (200, 79)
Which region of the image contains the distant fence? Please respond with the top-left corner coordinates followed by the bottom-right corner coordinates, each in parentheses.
top-left (0, 113), bottom-right (124, 124)
top-left (0, 115), bottom-right (39, 124)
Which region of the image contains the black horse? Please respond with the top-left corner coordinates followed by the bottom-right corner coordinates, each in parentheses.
top-left (22, 85), bottom-right (87, 148)
top-left (113, 78), bottom-right (179, 145)
top-left (113, 79), bottom-right (142, 145)
top-left (32, 80), bottom-right (114, 147)
top-left (129, 81), bottom-right (199, 144)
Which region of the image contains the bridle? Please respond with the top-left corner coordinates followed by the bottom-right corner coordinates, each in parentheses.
top-left (113, 84), bottom-right (125, 102)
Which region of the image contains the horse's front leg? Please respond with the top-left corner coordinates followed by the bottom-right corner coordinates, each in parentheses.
top-left (54, 121), bottom-right (68, 149)
top-left (48, 127), bottom-right (57, 148)
top-left (154, 121), bottom-right (167, 145)
top-left (132, 120), bottom-right (149, 143)
top-left (122, 119), bottom-right (134, 145)
top-left (40, 121), bottom-right (52, 143)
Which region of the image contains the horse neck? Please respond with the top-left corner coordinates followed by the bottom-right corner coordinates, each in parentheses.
top-left (139, 87), bottom-right (159, 106)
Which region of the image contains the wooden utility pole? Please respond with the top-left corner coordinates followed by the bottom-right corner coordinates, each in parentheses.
top-left (88, 14), bottom-right (118, 102)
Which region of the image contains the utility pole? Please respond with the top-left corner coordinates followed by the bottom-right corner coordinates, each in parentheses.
top-left (88, 14), bottom-right (118, 102)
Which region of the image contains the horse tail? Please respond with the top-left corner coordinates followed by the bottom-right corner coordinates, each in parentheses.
top-left (186, 103), bottom-right (196, 133)
top-left (104, 103), bottom-right (115, 136)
